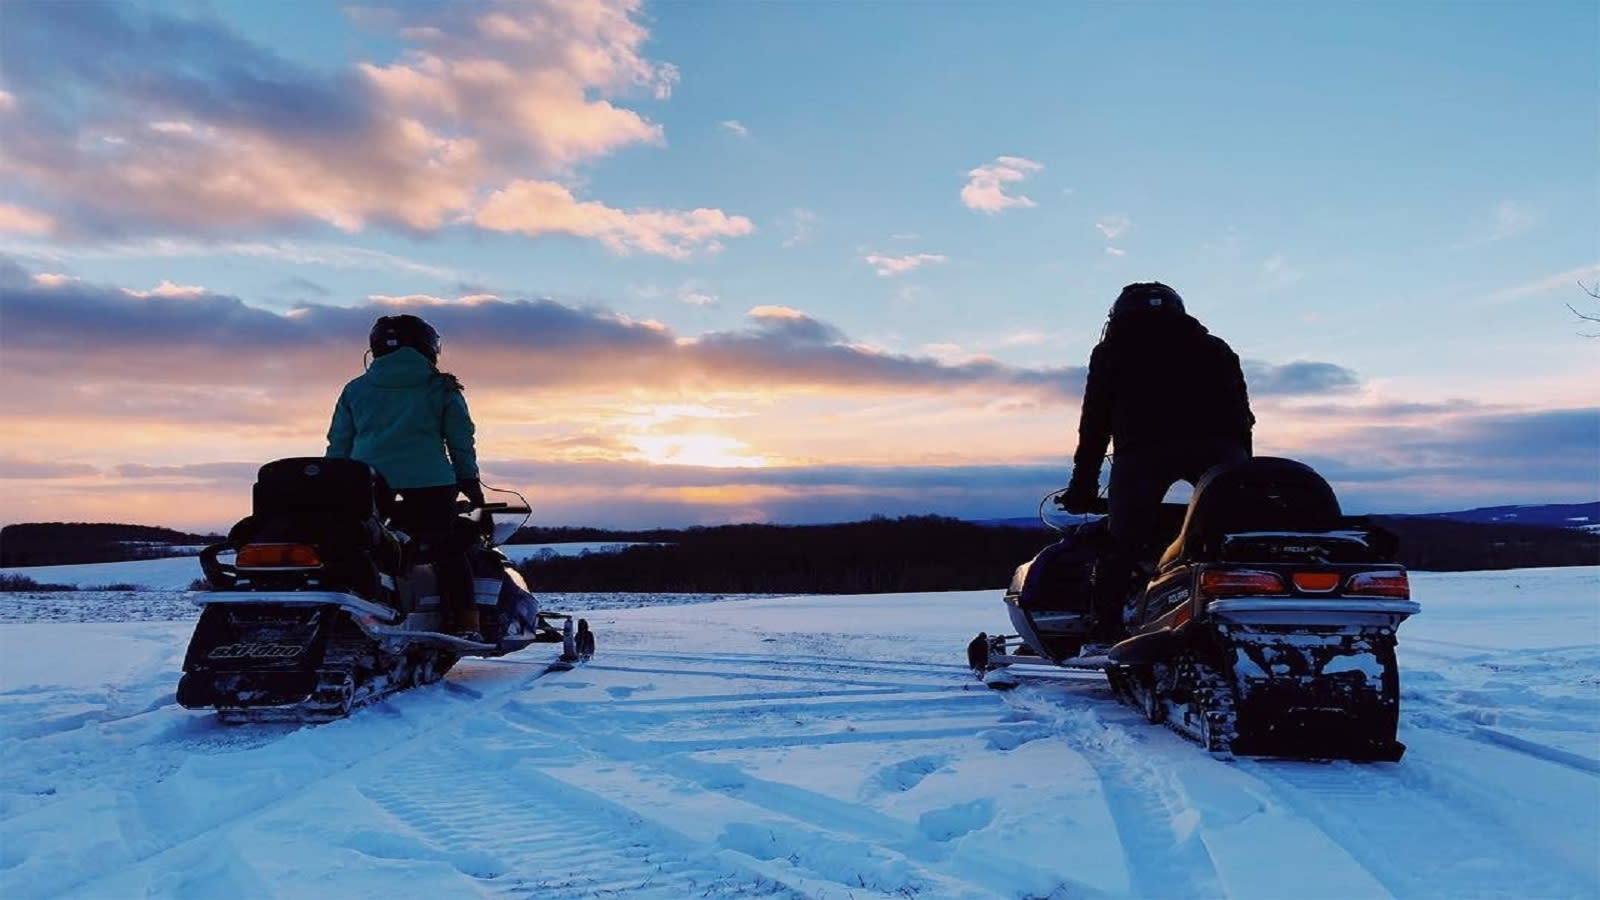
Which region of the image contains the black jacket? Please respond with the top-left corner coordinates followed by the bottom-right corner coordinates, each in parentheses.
top-left (1072, 313), bottom-right (1254, 474)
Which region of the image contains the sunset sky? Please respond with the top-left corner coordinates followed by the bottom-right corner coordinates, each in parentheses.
top-left (1, 0), bottom-right (1596, 532)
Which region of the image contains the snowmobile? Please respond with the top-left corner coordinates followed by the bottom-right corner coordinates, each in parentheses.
top-left (177, 457), bottom-right (594, 723)
top-left (967, 456), bottom-right (1420, 761)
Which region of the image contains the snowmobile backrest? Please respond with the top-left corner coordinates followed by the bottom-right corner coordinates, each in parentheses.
top-left (252, 457), bottom-right (393, 524)
top-left (1159, 457), bottom-right (1343, 568)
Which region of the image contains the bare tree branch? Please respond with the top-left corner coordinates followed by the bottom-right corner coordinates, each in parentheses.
top-left (1573, 281), bottom-right (1600, 336)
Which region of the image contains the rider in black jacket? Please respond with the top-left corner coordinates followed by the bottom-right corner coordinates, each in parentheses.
top-left (1061, 282), bottom-right (1255, 642)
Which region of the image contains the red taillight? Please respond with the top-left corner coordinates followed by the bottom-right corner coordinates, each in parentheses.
top-left (1347, 570), bottom-right (1410, 599)
top-left (1200, 569), bottom-right (1286, 597)
top-left (235, 543), bottom-right (322, 569)
top-left (1292, 571), bottom-right (1342, 593)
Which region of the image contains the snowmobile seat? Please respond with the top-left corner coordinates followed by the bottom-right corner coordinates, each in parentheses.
top-left (227, 457), bottom-right (403, 593)
top-left (253, 457), bottom-right (394, 523)
top-left (1157, 457), bottom-right (1343, 570)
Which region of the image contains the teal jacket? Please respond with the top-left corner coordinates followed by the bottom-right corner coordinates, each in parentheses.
top-left (325, 348), bottom-right (478, 490)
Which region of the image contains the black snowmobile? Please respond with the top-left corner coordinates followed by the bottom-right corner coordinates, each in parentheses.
top-left (177, 457), bottom-right (594, 723)
top-left (968, 457), bottom-right (1419, 761)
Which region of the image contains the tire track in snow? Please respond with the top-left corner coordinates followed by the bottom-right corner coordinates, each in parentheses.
top-left (358, 743), bottom-right (804, 898)
top-left (1006, 693), bottom-right (1226, 899)
top-left (612, 649), bottom-right (971, 675)
top-left (493, 664), bottom-right (1096, 898)
top-left (1244, 759), bottom-right (1595, 899)
top-left (25, 655), bottom-right (564, 898)
top-left (577, 662), bottom-right (952, 694)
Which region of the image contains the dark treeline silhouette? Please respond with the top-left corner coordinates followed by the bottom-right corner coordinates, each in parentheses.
top-left (1372, 517), bottom-right (1600, 572)
top-left (3, 515), bottom-right (1595, 592)
top-left (516, 514), bottom-right (1600, 593)
top-left (0, 523), bottom-right (221, 567)
top-left (519, 516), bottom-right (1055, 594)
top-left (509, 524), bottom-right (683, 544)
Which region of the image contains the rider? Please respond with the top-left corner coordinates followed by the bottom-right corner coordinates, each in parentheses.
top-left (1060, 282), bottom-right (1255, 643)
top-left (325, 314), bottom-right (487, 640)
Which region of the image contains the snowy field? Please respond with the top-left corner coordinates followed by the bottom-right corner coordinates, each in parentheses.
top-left (0, 567), bottom-right (1597, 898)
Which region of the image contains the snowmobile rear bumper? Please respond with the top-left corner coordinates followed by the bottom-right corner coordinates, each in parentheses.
top-left (1207, 597), bottom-right (1420, 623)
top-left (193, 590), bottom-right (400, 624)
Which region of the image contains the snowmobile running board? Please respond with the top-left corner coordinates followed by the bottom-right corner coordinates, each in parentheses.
top-left (983, 651), bottom-right (1112, 672)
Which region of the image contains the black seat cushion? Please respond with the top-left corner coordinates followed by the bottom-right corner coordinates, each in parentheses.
top-left (253, 457), bottom-right (392, 522)
top-left (1159, 457), bottom-right (1343, 569)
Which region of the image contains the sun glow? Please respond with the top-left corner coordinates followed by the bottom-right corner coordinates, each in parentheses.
top-left (628, 433), bottom-right (770, 468)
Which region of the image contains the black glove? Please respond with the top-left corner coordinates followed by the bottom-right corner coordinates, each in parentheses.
top-left (457, 478), bottom-right (486, 508)
top-left (1059, 472), bottom-right (1102, 514)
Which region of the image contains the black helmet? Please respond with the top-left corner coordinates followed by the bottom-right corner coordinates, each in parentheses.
top-left (369, 314), bottom-right (441, 364)
top-left (1109, 281), bottom-right (1185, 321)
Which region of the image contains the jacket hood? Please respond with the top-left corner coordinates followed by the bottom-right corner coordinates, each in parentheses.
top-left (364, 347), bottom-right (437, 388)
top-left (1103, 311), bottom-right (1208, 344)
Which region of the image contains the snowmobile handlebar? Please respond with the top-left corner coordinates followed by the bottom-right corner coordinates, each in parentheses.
top-left (1052, 495), bottom-right (1109, 515)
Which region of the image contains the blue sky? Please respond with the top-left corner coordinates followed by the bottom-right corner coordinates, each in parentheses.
top-left (0, 0), bottom-right (1595, 530)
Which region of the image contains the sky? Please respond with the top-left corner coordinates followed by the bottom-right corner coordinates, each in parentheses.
top-left (0, 0), bottom-right (1596, 532)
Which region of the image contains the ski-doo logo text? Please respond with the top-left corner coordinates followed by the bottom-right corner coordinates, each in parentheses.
top-left (209, 642), bottom-right (304, 660)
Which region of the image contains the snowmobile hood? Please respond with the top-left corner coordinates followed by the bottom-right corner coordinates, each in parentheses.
top-left (363, 347), bottom-right (437, 388)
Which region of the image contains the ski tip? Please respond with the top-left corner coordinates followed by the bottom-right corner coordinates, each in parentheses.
top-left (981, 668), bottom-right (1020, 691)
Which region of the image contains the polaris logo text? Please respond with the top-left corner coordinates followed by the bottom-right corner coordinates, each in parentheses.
top-left (209, 642), bottom-right (304, 660)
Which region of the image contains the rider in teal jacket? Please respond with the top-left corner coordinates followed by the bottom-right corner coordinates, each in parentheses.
top-left (325, 345), bottom-right (479, 492)
top-left (326, 314), bottom-right (485, 638)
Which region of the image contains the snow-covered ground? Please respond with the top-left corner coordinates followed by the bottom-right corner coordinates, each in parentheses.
top-left (1, 567), bottom-right (1597, 898)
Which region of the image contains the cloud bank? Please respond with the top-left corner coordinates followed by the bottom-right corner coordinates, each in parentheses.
top-left (4, 257), bottom-right (1587, 529)
top-left (0, 0), bottom-right (746, 257)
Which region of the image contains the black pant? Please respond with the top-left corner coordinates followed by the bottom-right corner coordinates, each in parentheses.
top-left (391, 485), bottom-right (475, 629)
top-left (1095, 439), bottom-right (1250, 636)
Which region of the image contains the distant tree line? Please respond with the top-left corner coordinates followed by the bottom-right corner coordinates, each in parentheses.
top-left (1372, 517), bottom-right (1600, 572)
top-left (516, 514), bottom-right (1600, 594)
top-left (518, 516), bottom-right (1055, 594)
top-left (0, 523), bottom-right (221, 567)
top-left (3, 516), bottom-right (1595, 593)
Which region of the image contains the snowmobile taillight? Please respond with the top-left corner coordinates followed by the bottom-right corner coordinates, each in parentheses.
top-left (1291, 572), bottom-right (1342, 592)
top-left (1345, 570), bottom-right (1410, 599)
top-left (1199, 569), bottom-right (1285, 597)
top-left (235, 543), bottom-right (323, 569)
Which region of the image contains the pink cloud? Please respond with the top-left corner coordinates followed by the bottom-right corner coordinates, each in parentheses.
top-left (961, 156), bottom-right (1043, 213)
top-left (121, 280), bottom-right (209, 299)
top-left (863, 252), bottom-right (948, 276)
top-left (475, 180), bottom-right (754, 258)
top-left (0, 203), bottom-right (54, 236)
top-left (0, 1), bottom-right (744, 257)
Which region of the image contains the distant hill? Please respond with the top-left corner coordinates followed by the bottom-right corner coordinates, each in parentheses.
top-left (976, 501), bottom-right (1600, 532)
top-left (1394, 501), bottom-right (1600, 530)
top-left (0, 522), bottom-right (222, 567)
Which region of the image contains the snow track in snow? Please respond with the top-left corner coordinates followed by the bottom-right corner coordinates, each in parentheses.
top-left (3, 652), bottom-right (564, 897)
top-left (357, 739), bottom-right (801, 898)
top-left (1244, 752), bottom-right (1596, 899)
top-left (1043, 705), bottom-right (1226, 899)
top-left (492, 649), bottom-right (1076, 898)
